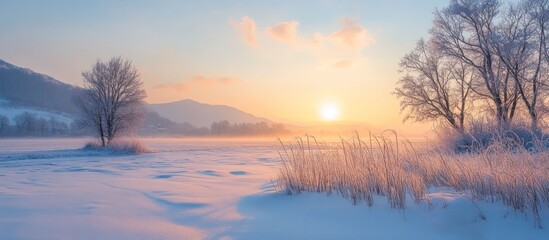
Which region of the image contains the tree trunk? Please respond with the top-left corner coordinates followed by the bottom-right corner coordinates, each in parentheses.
top-left (530, 112), bottom-right (539, 132)
top-left (99, 121), bottom-right (106, 147)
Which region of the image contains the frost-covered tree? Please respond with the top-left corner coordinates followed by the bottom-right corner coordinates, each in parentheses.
top-left (75, 57), bottom-right (146, 146)
top-left (494, 0), bottom-right (549, 130)
top-left (396, 39), bottom-right (473, 133)
top-left (399, 0), bottom-right (549, 131)
top-left (430, 0), bottom-right (519, 128)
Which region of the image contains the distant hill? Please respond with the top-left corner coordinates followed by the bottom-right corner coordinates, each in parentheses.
top-left (0, 98), bottom-right (74, 125)
top-left (140, 111), bottom-right (209, 136)
top-left (0, 59), bottom-right (78, 115)
top-left (0, 59), bottom-right (276, 135)
top-left (147, 99), bottom-right (271, 128)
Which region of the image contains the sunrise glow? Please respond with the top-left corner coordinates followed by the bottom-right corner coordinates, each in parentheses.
top-left (320, 103), bottom-right (340, 121)
top-left (2, 1), bottom-right (548, 239)
top-left (0, 1), bottom-right (444, 134)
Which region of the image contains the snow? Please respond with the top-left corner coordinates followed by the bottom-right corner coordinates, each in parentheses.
top-left (0, 138), bottom-right (547, 239)
top-left (0, 98), bottom-right (74, 125)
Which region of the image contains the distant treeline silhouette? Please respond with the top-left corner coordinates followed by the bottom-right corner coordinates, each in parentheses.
top-left (140, 111), bottom-right (288, 136)
top-left (0, 112), bottom-right (78, 137)
top-left (0, 111), bottom-right (289, 137)
top-left (210, 120), bottom-right (288, 136)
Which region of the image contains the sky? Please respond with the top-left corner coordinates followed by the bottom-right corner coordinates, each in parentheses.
top-left (0, 0), bottom-right (449, 132)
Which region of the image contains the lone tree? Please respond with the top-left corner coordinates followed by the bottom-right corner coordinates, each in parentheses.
top-left (75, 57), bottom-right (146, 146)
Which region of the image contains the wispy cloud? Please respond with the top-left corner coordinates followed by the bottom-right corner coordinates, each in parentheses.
top-left (191, 75), bottom-right (240, 87)
top-left (262, 18), bottom-right (374, 54)
top-left (265, 21), bottom-right (300, 44)
top-left (230, 16), bottom-right (258, 47)
top-left (310, 32), bottom-right (326, 49)
top-left (152, 83), bottom-right (191, 93)
top-left (328, 19), bottom-right (375, 51)
top-left (231, 16), bottom-right (374, 70)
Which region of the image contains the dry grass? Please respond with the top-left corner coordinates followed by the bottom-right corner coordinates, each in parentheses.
top-left (83, 138), bottom-right (150, 154)
top-left (277, 132), bottom-right (549, 228)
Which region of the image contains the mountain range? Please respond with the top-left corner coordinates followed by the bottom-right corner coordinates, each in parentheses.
top-left (147, 100), bottom-right (270, 128)
top-left (0, 59), bottom-right (271, 129)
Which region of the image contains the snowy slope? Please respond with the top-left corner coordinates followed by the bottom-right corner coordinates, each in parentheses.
top-left (0, 98), bottom-right (74, 125)
top-left (0, 59), bottom-right (78, 115)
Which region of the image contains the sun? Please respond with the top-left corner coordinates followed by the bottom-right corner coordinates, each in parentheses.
top-left (320, 103), bottom-right (340, 121)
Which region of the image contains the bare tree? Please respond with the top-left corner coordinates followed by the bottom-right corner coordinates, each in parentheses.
top-left (13, 112), bottom-right (38, 135)
top-left (75, 57), bottom-right (146, 146)
top-left (399, 0), bottom-right (549, 135)
top-left (494, 0), bottom-right (549, 130)
top-left (75, 88), bottom-right (106, 144)
top-left (48, 117), bottom-right (68, 135)
top-left (396, 39), bottom-right (473, 133)
top-left (523, 0), bottom-right (549, 130)
top-left (431, 0), bottom-right (522, 128)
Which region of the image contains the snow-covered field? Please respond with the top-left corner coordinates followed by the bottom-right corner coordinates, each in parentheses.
top-left (0, 138), bottom-right (547, 240)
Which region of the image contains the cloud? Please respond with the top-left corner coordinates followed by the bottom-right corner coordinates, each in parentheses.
top-left (333, 60), bottom-right (352, 68)
top-left (230, 16), bottom-right (258, 47)
top-left (328, 19), bottom-right (375, 50)
top-left (230, 16), bottom-right (374, 59)
top-left (262, 18), bottom-right (373, 54)
top-left (153, 83), bottom-right (191, 93)
top-left (310, 32), bottom-right (326, 49)
top-left (265, 21), bottom-right (300, 43)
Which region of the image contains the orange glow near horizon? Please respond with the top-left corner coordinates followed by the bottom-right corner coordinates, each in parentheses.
top-left (0, 0), bottom-right (445, 136)
top-left (320, 102), bottom-right (340, 122)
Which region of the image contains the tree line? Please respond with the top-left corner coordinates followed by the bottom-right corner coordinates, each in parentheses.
top-left (141, 112), bottom-right (288, 136)
top-left (0, 112), bottom-right (74, 136)
top-left (396, 0), bottom-right (549, 134)
top-left (0, 111), bottom-right (289, 137)
top-left (210, 120), bottom-right (288, 136)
